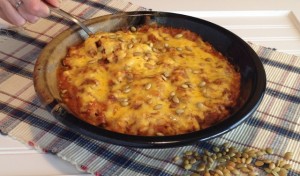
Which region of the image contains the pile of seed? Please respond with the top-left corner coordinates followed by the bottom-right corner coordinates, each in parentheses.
top-left (172, 143), bottom-right (293, 176)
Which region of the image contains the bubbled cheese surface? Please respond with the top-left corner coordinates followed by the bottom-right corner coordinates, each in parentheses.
top-left (58, 26), bottom-right (241, 136)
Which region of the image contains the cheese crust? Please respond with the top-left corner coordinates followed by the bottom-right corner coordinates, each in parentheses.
top-left (58, 25), bottom-right (241, 136)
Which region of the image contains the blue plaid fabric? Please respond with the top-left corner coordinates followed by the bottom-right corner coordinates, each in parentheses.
top-left (0, 0), bottom-right (299, 175)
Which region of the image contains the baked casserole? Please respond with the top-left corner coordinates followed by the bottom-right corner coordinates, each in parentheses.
top-left (58, 25), bottom-right (241, 136)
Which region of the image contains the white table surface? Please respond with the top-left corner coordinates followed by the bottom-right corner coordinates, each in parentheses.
top-left (0, 0), bottom-right (299, 175)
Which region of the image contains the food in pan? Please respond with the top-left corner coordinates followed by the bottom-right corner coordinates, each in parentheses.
top-left (58, 25), bottom-right (241, 136)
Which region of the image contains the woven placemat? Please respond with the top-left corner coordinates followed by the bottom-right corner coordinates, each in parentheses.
top-left (0, 0), bottom-right (299, 175)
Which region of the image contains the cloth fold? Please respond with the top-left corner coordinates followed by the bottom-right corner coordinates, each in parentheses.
top-left (0, 0), bottom-right (299, 175)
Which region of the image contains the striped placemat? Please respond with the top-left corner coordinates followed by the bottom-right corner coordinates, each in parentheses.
top-left (0, 0), bottom-right (299, 175)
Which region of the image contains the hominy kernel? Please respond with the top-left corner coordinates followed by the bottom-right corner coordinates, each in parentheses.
top-left (278, 159), bottom-right (286, 167)
top-left (231, 157), bottom-right (237, 163)
top-left (172, 96), bottom-right (180, 104)
top-left (242, 153), bottom-right (249, 158)
top-left (176, 47), bottom-right (183, 51)
top-left (192, 70), bottom-right (200, 74)
top-left (249, 152), bottom-right (257, 158)
top-left (170, 92), bottom-right (176, 97)
top-left (153, 104), bottom-right (163, 110)
top-left (175, 34), bottom-right (183, 38)
top-left (143, 55), bottom-right (150, 61)
top-left (204, 150), bottom-right (212, 156)
top-left (244, 148), bottom-right (250, 153)
top-left (264, 168), bottom-right (272, 173)
top-left (226, 165), bottom-right (234, 171)
top-left (118, 37), bottom-right (125, 42)
top-left (173, 156), bottom-right (180, 162)
top-left (216, 152), bottom-right (222, 158)
top-left (283, 164), bottom-right (291, 170)
top-left (193, 151), bottom-right (199, 157)
top-left (231, 169), bottom-right (240, 175)
top-left (269, 162), bottom-right (276, 170)
top-left (218, 158), bottom-right (226, 163)
top-left (133, 52), bottom-right (142, 56)
top-left (108, 34), bottom-right (117, 39)
top-left (256, 151), bottom-right (265, 157)
top-left (163, 71), bottom-right (170, 77)
top-left (236, 163), bottom-right (245, 169)
top-left (224, 148), bottom-right (229, 152)
top-left (185, 151), bottom-right (193, 156)
top-left (203, 172), bottom-right (211, 176)
top-left (278, 168), bottom-right (288, 176)
top-left (197, 163), bottom-right (206, 171)
top-left (181, 84), bottom-right (189, 89)
top-left (184, 163), bottom-right (192, 170)
top-left (145, 83), bottom-right (152, 90)
top-left (284, 152), bottom-right (293, 160)
top-left (185, 46), bottom-right (192, 51)
top-left (171, 143), bottom-right (293, 176)
top-left (241, 158), bottom-right (246, 163)
top-left (119, 97), bottom-right (128, 102)
top-left (214, 169), bottom-right (223, 175)
top-left (183, 159), bottom-right (189, 165)
top-left (272, 171), bottom-right (280, 176)
top-left (130, 26), bottom-right (137, 32)
top-left (246, 158), bottom-right (253, 164)
top-left (213, 147), bottom-right (220, 153)
top-left (255, 160), bottom-right (264, 167)
top-left (266, 147), bottom-right (273, 154)
top-left (228, 152), bottom-right (236, 157)
top-left (241, 167), bottom-right (250, 173)
top-left (273, 167), bottom-right (281, 172)
top-left (211, 154), bottom-right (217, 160)
top-left (223, 155), bottom-right (230, 160)
top-left (236, 157), bottom-right (242, 164)
top-left (120, 101), bottom-right (129, 106)
top-left (201, 154), bottom-right (207, 161)
top-left (123, 88), bottom-right (131, 93)
top-left (206, 162), bottom-right (212, 169)
top-left (247, 165), bottom-right (254, 171)
top-left (161, 75), bottom-right (167, 81)
top-left (146, 98), bottom-right (153, 104)
top-left (127, 43), bottom-right (133, 49)
top-left (249, 171), bottom-right (259, 176)
top-left (235, 152), bottom-right (242, 158)
top-left (144, 63), bottom-right (155, 69)
top-left (215, 165), bottom-right (224, 170)
top-left (199, 81), bottom-right (206, 87)
top-left (61, 89), bottom-right (68, 94)
top-left (263, 159), bottom-right (272, 164)
top-left (156, 132), bottom-right (164, 136)
top-left (223, 143), bottom-right (230, 148)
top-left (145, 52), bottom-right (152, 58)
top-left (190, 158), bottom-right (197, 164)
top-left (208, 157), bottom-right (214, 163)
top-left (152, 48), bottom-right (159, 52)
top-left (227, 161), bottom-right (236, 167)
top-left (190, 173), bottom-right (200, 176)
top-left (205, 57), bottom-right (212, 62)
top-left (148, 42), bottom-right (153, 47)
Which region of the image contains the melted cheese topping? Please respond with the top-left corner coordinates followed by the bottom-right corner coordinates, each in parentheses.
top-left (58, 26), bottom-right (241, 136)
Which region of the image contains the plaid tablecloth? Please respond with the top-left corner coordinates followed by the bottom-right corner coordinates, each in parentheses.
top-left (0, 0), bottom-right (299, 175)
